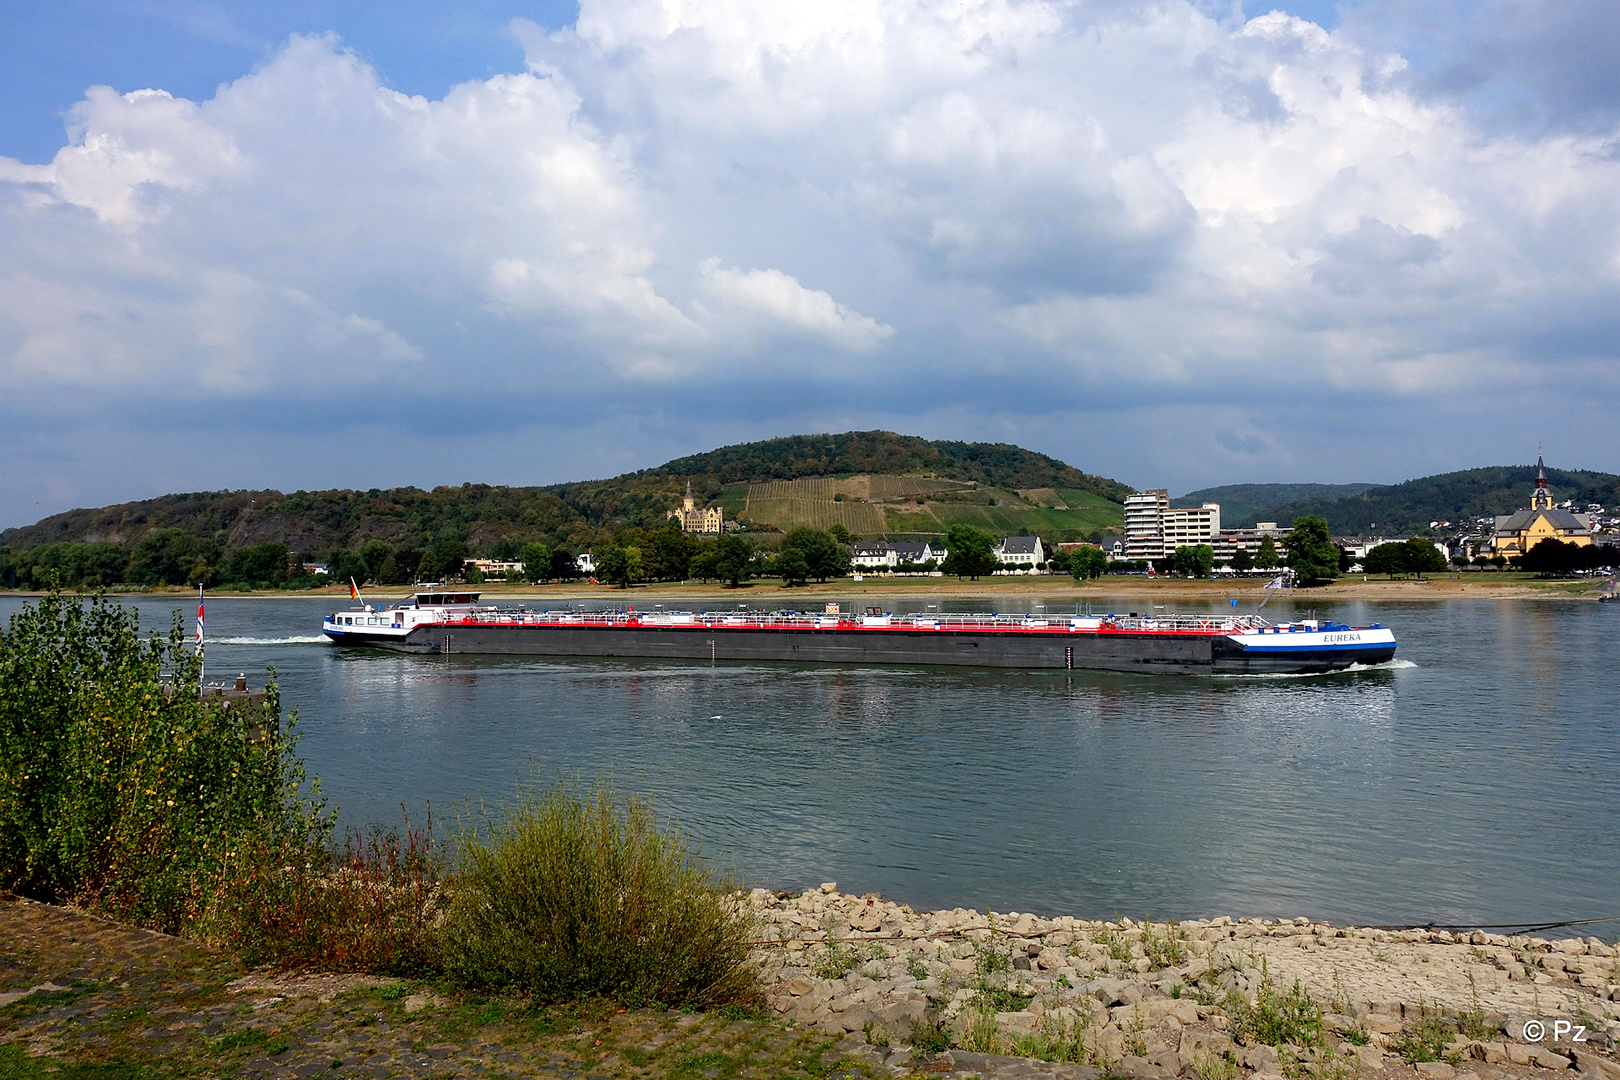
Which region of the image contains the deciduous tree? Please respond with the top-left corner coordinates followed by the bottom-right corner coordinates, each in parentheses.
top-left (1282, 516), bottom-right (1338, 585)
top-left (942, 525), bottom-right (997, 580)
top-left (520, 542), bottom-right (553, 584)
top-left (1069, 546), bottom-right (1108, 581)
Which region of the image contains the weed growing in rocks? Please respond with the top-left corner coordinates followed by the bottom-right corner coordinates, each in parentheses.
top-left (442, 773), bottom-right (756, 1007)
top-left (1009, 1011), bottom-right (1086, 1065)
top-left (1459, 973), bottom-right (1496, 1040)
top-left (960, 1005), bottom-right (1005, 1054)
top-left (1142, 918), bottom-right (1190, 968)
top-left (810, 936), bottom-right (861, 980)
top-left (1394, 1016), bottom-right (1461, 1064)
top-left (1125, 1004), bottom-right (1149, 1057)
top-left (968, 930), bottom-right (1034, 1012)
top-left (907, 954), bottom-right (928, 980)
top-left (1282, 1042), bottom-right (1361, 1080)
top-left (1194, 1047), bottom-right (1240, 1080)
top-left (1226, 961), bottom-right (1325, 1049)
top-left (1093, 926), bottom-right (1135, 963)
top-left (910, 1016), bottom-right (953, 1055)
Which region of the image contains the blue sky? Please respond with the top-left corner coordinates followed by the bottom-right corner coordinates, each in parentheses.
top-left (2, 0), bottom-right (1618, 528)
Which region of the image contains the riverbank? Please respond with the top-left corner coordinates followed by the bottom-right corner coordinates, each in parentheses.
top-left (3, 573), bottom-right (1608, 603)
top-left (750, 887), bottom-right (1620, 1075)
top-left (7, 891), bottom-right (1619, 1080)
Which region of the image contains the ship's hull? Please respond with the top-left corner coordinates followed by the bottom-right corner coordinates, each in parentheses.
top-left (323, 621), bottom-right (1395, 675)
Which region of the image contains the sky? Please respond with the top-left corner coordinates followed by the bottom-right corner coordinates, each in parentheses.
top-left (2, 0), bottom-right (1619, 529)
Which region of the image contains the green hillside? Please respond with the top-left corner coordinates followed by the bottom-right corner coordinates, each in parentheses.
top-left (0, 431), bottom-right (1129, 587)
top-left (1244, 466), bottom-right (1620, 533)
top-left (1175, 483), bottom-right (1374, 524)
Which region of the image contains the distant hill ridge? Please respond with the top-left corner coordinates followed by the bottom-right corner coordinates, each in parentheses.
top-left (1174, 483), bottom-right (1376, 525)
top-left (0, 431), bottom-right (1130, 555)
top-left (1229, 466), bottom-right (1620, 533)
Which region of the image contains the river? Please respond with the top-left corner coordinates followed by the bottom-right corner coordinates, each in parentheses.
top-left (4, 592), bottom-right (1616, 932)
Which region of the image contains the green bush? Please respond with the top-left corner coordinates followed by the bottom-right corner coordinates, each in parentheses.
top-left (0, 592), bottom-right (324, 931)
top-left (442, 775), bottom-right (756, 1006)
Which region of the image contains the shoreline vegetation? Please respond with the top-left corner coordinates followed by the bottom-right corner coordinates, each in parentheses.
top-left (0, 571), bottom-right (1610, 602)
top-left (5, 591), bottom-right (1620, 1080)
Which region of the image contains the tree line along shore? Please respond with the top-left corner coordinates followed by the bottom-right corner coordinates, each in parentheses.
top-left (0, 570), bottom-right (1604, 601)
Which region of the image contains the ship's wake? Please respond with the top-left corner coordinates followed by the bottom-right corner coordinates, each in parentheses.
top-left (1213, 657), bottom-right (1417, 679)
top-left (209, 635), bottom-right (328, 645)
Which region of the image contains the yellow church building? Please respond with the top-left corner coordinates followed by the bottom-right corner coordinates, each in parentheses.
top-left (1490, 455), bottom-right (1593, 555)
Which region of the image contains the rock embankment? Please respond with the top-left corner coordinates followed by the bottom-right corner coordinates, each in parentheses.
top-left (747, 885), bottom-right (1620, 1080)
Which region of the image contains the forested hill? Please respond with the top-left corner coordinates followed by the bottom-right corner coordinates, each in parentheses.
top-left (0, 432), bottom-right (1128, 571)
top-left (1174, 483), bottom-right (1375, 525)
top-left (639, 432), bottom-right (1131, 499)
top-left (1238, 466), bottom-right (1620, 533)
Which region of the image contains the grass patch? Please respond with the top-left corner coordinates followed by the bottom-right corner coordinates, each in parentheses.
top-left (674, 1049), bottom-right (736, 1074)
top-left (0, 1045), bottom-right (164, 1080)
top-left (1008, 1009), bottom-right (1086, 1064)
top-left (208, 1028), bottom-right (268, 1054)
top-left (442, 774), bottom-right (756, 1007)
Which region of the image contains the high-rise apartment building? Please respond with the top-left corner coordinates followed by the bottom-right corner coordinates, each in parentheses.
top-left (1124, 489), bottom-right (1171, 560)
top-left (1124, 488), bottom-right (1221, 561)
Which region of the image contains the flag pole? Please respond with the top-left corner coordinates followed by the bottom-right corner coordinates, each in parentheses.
top-left (196, 584), bottom-right (205, 691)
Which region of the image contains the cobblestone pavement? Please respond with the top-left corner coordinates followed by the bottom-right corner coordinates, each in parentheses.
top-left (0, 898), bottom-right (861, 1080)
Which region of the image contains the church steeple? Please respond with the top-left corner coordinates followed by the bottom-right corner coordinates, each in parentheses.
top-left (1531, 450), bottom-right (1553, 511)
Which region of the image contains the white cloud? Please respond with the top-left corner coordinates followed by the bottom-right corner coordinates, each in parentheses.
top-left (4, 0), bottom-right (1620, 527)
top-left (697, 258), bottom-right (894, 351)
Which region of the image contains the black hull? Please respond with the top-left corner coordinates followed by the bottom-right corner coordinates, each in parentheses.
top-left (327, 624), bottom-right (1394, 676)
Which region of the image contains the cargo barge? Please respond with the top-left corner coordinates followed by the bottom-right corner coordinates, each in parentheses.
top-left (322, 590), bottom-right (1397, 675)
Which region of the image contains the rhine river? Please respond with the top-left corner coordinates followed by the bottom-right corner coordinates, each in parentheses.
top-left (7, 593), bottom-right (1617, 933)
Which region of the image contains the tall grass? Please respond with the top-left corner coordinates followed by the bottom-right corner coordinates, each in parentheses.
top-left (443, 776), bottom-right (756, 1006)
top-left (206, 813), bottom-right (443, 975)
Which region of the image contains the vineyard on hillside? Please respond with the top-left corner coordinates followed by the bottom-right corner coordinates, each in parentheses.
top-left (732, 476), bottom-right (1123, 540)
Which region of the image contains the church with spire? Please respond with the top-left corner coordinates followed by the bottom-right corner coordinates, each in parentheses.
top-left (1490, 453), bottom-right (1593, 555)
top-left (666, 481), bottom-right (726, 533)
